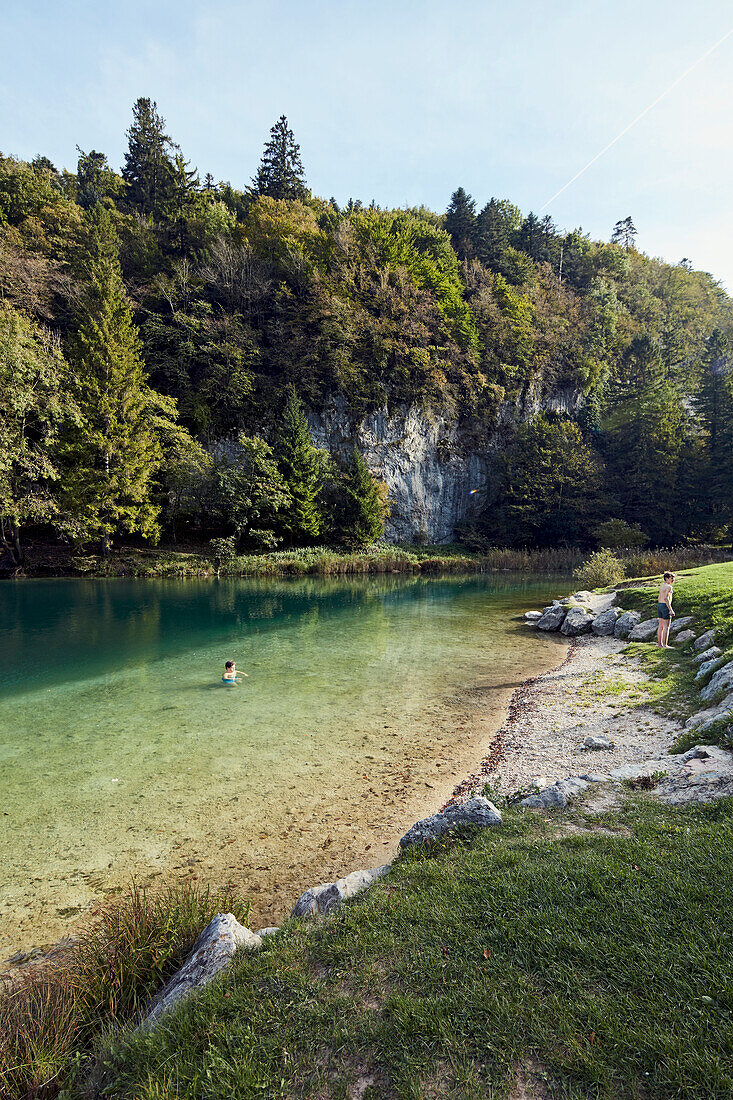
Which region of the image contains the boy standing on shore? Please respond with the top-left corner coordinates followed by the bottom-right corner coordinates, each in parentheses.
top-left (657, 572), bottom-right (675, 648)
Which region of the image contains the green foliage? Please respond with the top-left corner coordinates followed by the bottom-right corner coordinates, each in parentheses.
top-left (335, 447), bottom-right (389, 547)
top-left (0, 304), bottom-right (77, 564)
top-left (275, 388), bottom-right (329, 543)
top-left (60, 207), bottom-right (178, 549)
top-left (251, 114), bottom-right (308, 201)
top-left (122, 97), bottom-right (178, 220)
top-left (593, 518), bottom-right (648, 548)
top-left (212, 434), bottom-right (290, 549)
top-left (574, 548), bottom-right (627, 588)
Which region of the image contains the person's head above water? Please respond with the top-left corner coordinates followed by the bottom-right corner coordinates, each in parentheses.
top-left (225, 660), bottom-right (235, 670)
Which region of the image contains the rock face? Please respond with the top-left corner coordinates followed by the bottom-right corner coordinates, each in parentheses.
top-left (561, 608), bottom-right (594, 636)
top-left (614, 611), bottom-right (641, 639)
top-left (700, 662), bottom-right (733, 704)
top-left (145, 914), bottom-right (262, 1028)
top-left (291, 866), bottom-right (390, 918)
top-left (537, 605), bottom-right (566, 632)
top-left (628, 618), bottom-right (660, 642)
top-left (592, 608), bottom-right (621, 636)
top-left (694, 629), bottom-right (717, 652)
top-left (399, 797), bottom-right (502, 849)
top-left (308, 393), bottom-right (581, 543)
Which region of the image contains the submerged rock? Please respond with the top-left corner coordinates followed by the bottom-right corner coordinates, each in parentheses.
top-left (628, 618), bottom-right (659, 642)
top-left (536, 605), bottom-right (566, 632)
top-left (614, 611), bottom-right (641, 639)
top-left (145, 914), bottom-right (262, 1028)
top-left (399, 797), bottom-right (502, 849)
top-left (292, 866), bottom-right (390, 918)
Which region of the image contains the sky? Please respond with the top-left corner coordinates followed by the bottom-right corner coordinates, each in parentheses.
top-left (2, 0), bottom-right (732, 289)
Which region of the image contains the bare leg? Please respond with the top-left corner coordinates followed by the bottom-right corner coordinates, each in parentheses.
top-left (663, 620), bottom-right (672, 648)
top-left (657, 618), bottom-right (664, 646)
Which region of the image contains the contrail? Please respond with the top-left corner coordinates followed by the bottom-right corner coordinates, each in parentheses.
top-left (540, 26), bottom-right (733, 212)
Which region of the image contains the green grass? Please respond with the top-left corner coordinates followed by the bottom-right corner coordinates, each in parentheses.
top-left (87, 799), bottom-right (733, 1100)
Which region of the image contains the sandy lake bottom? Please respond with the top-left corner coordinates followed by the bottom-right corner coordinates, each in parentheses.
top-left (0, 574), bottom-right (568, 961)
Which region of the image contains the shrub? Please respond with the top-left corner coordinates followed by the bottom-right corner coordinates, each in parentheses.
top-left (593, 519), bottom-right (648, 548)
top-left (573, 548), bottom-right (626, 588)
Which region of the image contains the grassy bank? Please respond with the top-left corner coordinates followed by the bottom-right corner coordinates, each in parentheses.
top-left (4, 541), bottom-right (730, 580)
top-left (75, 797), bottom-right (733, 1099)
top-left (614, 561), bottom-right (733, 750)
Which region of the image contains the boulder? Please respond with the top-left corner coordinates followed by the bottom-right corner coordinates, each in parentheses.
top-left (695, 657), bottom-right (724, 683)
top-left (292, 865), bottom-right (390, 918)
top-left (700, 661), bottom-right (733, 704)
top-left (399, 797), bottom-right (502, 849)
top-left (694, 646), bottom-right (723, 664)
top-left (614, 611), bottom-right (641, 639)
top-left (145, 914), bottom-right (262, 1028)
top-left (584, 735), bottom-right (614, 750)
top-left (561, 607), bottom-right (594, 636)
top-left (694, 629), bottom-right (717, 652)
top-left (675, 630), bottom-right (697, 644)
top-left (628, 618), bottom-right (660, 642)
top-left (524, 611), bottom-right (543, 622)
top-left (685, 695), bottom-right (733, 732)
top-left (592, 608), bottom-right (621, 636)
top-left (537, 605), bottom-right (566, 632)
top-left (520, 776), bottom-right (590, 809)
top-left (669, 616), bottom-right (694, 635)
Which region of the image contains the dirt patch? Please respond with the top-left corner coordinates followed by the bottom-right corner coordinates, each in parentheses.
top-left (508, 1057), bottom-right (552, 1100)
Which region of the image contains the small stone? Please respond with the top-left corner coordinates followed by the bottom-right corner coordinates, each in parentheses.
top-left (578, 773), bottom-right (610, 782)
top-left (614, 610), bottom-right (642, 639)
top-left (257, 927), bottom-right (280, 937)
top-left (694, 629), bottom-right (717, 652)
top-left (537, 605), bottom-right (566, 632)
top-left (675, 630), bottom-right (696, 644)
top-left (399, 797), bottom-right (502, 849)
top-left (592, 607), bottom-right (621, 636)
top-left (628, 618), bottom-right (659, 642)
top-left (583, 735), bottom-right (614, 750)
top-left (561, 607), bottom-right (594, 636)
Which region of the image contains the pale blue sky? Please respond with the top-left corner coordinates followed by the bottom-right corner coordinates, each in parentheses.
top-left (2, 0), bottom-right (732, 289)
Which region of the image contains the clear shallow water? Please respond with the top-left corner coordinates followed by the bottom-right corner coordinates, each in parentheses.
top-left (0, 574), bottom-right (568, 958)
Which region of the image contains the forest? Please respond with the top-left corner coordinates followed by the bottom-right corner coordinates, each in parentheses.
top-left (1, 99), bottom-right (732, 568)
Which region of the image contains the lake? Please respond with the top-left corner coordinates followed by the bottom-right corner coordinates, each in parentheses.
top-left (0, 574), bottom-right (568, 960)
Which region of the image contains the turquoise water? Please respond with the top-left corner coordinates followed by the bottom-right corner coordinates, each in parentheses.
top-left (0, 574), bottom-right (567, 958)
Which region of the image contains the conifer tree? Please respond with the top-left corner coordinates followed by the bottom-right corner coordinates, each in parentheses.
top-left (611, 216), bottom-right (637, 250)
top-left (122, 97), bottom-right (177, 219)
top-left (171, 152), bottom-right (200, 253)
top-left (445, 187), bottom-right (476, 258)
top-left (339, 447), bottom-right (388, 546)
top-left (61, 207), bottom-right (178, 552)
top-left (251, 115), bottom-right (308, 201)
top-left (275, 387), bottom-right (327, 542)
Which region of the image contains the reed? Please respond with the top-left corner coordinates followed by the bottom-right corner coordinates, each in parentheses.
top-left (0, 882), bottom-right (249, 1100)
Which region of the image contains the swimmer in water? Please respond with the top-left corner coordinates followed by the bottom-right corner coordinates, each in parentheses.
top-left (222, 660), bottom-right (248, 684)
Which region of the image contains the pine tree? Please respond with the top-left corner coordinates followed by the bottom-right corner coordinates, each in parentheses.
top-left (338, 447), bottom-right (388, 546)
top-left (251, 115), bottom-right (308, 201)
top-left (611, 216), bottom-right (637, 250)
top-left (445, 187), bottom-right (476, 258)
top-left (61, 207), bottom-right (178, 552)
top-left (122, 97), bottom-right (177, 219)
top-left (171, 153), bottom-right (200, 253)
top-left (275, 387), bottom-right (327, 542)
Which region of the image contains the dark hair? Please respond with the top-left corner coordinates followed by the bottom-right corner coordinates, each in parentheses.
top-left (663, 572), bottom-right (674, 581)
top-left (225, 660), bottom-right (234, 669)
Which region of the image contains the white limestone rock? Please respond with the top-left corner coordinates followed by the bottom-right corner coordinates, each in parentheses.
top-left (628, 618), bottom-right (659, 642)
top-left (700, 662), bottom-right (733, 704)
top-left (144, 914), bottom-right (262, 1028)
top-left (694, 629), bottom-right (717, 652)
top-left (675, 630), bottom-right (696, 644)
top-left (694, 646), bottom-right (723, 664)
top-left (520, 776), bottom-right (590, 809)
top-left (292, 866), bottom-right (390, 918)
top-left (537, 605), bottom-right (567, 632)
top-left (399, 797), bottom-right (502, 849)
top-left (614, 611), bottom-right (641, 639)
top-left (695, 657), bottom-right (726, 684)
top-left (561, 607), bottom-right (595, 636)
top-left (592, 608), bottom-right (621, 636)
top-left (685, 695), bottom-right (733, 732)
top-left (524, 611), bottom-right (543, 622)
top-left (669, 616), bottom-right (694, 635)
top-left (584, 735), bottom-right (615, 750)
